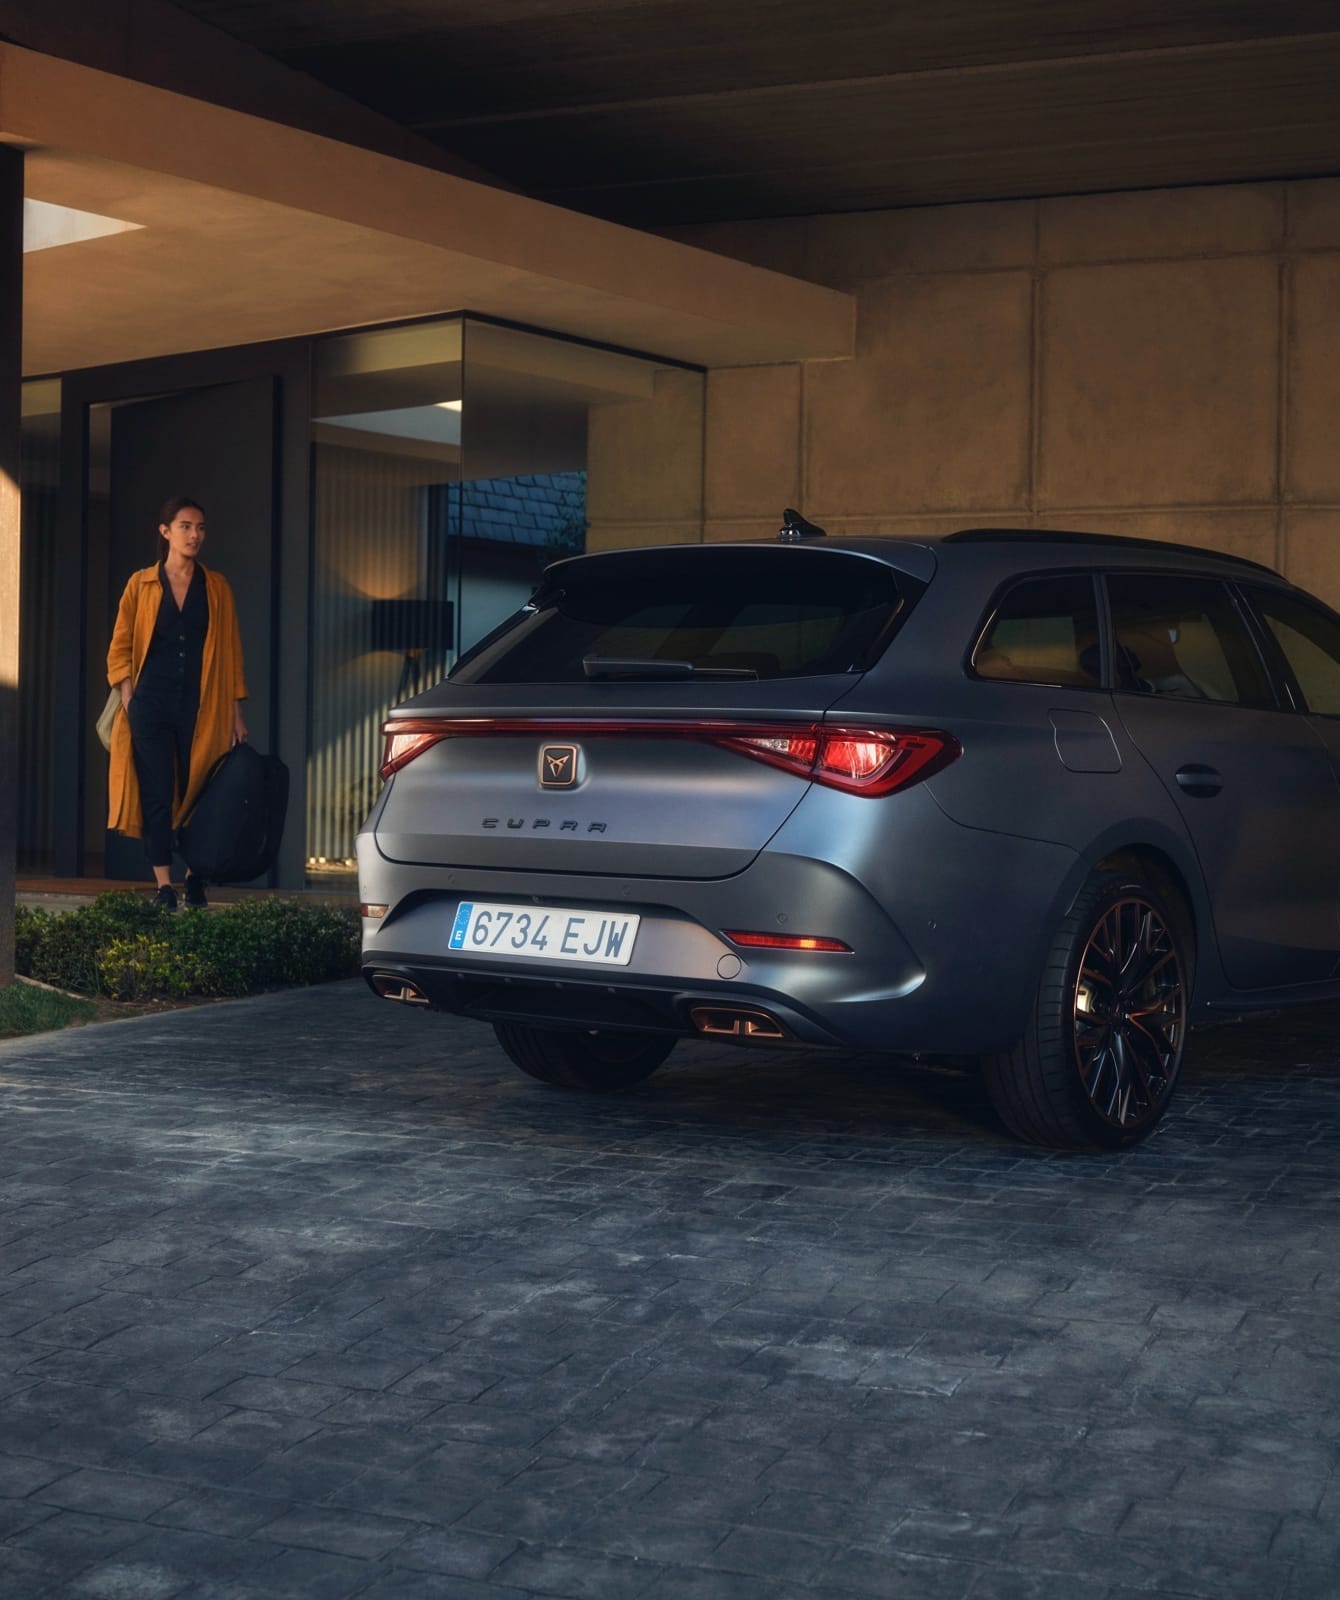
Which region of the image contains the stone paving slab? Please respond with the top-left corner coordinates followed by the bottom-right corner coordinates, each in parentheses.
top-left (0, 982), bottom-right (1338, 1598)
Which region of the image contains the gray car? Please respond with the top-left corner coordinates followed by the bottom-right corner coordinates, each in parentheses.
top-left (357, 519), bottom-right (1340, 1149)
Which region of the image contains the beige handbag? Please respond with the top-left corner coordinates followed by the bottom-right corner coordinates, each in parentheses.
top-left (96, 688), bottom-right (121, 752)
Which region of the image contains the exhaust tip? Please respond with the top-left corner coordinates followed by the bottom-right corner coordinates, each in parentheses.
top-left (690, 1005), bottom-right (787, 1041)
top-left (370, 972), bottom-right (430, 1006)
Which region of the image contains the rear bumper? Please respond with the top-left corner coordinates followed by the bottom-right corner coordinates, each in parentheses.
top-left (357, 793), bottom-right (1080, 1054)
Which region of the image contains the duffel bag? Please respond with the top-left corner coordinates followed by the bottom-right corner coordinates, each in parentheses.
top-left (178, 743), bottom-right (290, 884)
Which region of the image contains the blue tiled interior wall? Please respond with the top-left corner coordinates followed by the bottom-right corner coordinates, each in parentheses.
top-left (444, 470), bottom-right (587, 551)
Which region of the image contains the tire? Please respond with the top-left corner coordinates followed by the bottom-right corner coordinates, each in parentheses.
top-left (492, 1021), bottom-right (675, 1091)
top-left (983, 871), bottom-right (1191, 1151)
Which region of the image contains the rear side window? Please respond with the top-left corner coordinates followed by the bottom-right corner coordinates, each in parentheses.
top-left (972, 575), bottom-right (1101, 688)
top-left (452, 548), bottom-right (911, 683)
top-left (1107, 574), bottom-right (1273, 708)
top-left (1251, 589), bottom-right (1340, 716)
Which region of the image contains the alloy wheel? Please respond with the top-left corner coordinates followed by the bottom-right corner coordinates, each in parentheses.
top-left (1072, 895), bottom-right (1186, 1131)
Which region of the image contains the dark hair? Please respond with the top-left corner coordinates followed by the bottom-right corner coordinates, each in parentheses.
top-left (157, 496), bottom-right (206, 562)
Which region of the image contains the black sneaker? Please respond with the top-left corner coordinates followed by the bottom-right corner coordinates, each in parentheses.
top-left (151, 885), bottom-right (178, 912)
top-left (183, 875), bottom-right (208, 910)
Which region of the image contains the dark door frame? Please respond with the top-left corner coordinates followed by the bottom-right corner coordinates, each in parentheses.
top-left (54, 338), bottom-right (312, 886)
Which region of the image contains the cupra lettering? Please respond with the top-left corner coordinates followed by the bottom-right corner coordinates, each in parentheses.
top-left (481, 818), bottom-right (608, 833)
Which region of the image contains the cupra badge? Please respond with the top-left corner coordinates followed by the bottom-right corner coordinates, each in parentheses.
top-left (539, 743), bottom-right (579, 788)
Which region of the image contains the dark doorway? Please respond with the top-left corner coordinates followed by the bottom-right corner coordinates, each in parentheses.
top-left (101, 378), bottom-right (277, 881)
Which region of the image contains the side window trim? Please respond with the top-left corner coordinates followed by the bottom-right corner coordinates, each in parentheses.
top-left (1239, 583), bottom-right (1340, 717)
top-left (1232, 583), bottom-right (1305, 713)
top-left (1102, 569), bottom-right (1282, 710)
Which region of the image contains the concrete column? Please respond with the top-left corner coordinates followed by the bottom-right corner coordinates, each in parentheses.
top-left (0, 146), bottom-right (21, 983)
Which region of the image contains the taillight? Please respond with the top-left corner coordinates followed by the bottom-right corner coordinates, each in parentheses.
top-left (717, 726), bottom-right (958, 796)
top-left (378, 717), bottom-right (958, 795)
top-left (380, 728), bottom-right (446, 779)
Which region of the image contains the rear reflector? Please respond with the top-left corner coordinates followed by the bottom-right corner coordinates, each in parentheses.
top-left (379, 716), bottom-right (959, 796)
top-left (723, 930), bottom-right (852, 953)
top-left (359, 904), bottom-right (388, 920)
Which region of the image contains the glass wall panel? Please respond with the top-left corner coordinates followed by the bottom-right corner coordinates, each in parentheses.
top-left (17, 380), bottom-right (60, 871)
top-left (307, 316), bottom-right (674, 880)
top-left (308, 318), bottom-right (463, 875)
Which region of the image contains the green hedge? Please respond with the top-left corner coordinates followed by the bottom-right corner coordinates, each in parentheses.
top-left (16, 892), bottom-right (361, 1001)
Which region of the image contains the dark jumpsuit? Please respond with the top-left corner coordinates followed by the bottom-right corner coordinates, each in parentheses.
top-left (127, 564), bottom-right (209, 866)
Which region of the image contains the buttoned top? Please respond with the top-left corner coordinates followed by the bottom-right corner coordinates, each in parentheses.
top-left (136, 563), bottom-right (210, 702)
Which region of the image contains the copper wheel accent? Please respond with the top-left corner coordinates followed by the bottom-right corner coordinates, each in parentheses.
top-left (1072, 896), bottom-right (1186, 1130)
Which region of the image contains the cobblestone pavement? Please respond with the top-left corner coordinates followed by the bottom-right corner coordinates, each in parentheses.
top-left (0, 982), bottom-right (1338, 1599)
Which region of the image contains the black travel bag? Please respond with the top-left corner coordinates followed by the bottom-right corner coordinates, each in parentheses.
top-left (178, 743), bottom-right (290, 883)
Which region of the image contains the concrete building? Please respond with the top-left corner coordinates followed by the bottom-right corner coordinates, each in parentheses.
top-left (1, 2), bottom-right (1338, 946)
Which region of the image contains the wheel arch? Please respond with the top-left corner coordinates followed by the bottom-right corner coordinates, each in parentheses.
top-left (1076, 825), bottom-right (1221, 1005)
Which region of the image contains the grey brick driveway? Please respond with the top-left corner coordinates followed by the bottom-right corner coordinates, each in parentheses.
top-left (0, 981), bottom-right (1338, 1600)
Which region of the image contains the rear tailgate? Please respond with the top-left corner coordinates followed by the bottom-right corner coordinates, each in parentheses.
top-left (373, 680), bottom-right (862, 879)
top-left (373, 541), bottom-right (930, 880)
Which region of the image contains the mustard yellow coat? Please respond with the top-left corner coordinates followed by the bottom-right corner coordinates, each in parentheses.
top-left (106, 564), bottom-right (249, 838)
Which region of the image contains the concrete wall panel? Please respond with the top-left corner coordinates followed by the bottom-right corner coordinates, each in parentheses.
top-left (1284, 510), bottom-right (1340, 612)
top-left (1042, 508), bottom-right (1279, 569)
top-left (1289, 179), bottom-right (1340, 251)
top-left (1288, 256), bottom-right (1340, 505)
top-left (800, 200), bottom-right (1035, 288)
top-left (805, 272), bottom-right (1032, 517)
top-left (1040, 258), bottom-right (1279, 509)
top-left (703, 517), bottom-right (788, 543)
top-left (584, 519), bottom-right (703, 551)
top-left (636, 175), bottom-right (1339, 575)
top-left (1040, 185), bottom-right (1282, 265)
top-left (586, 368), bottom-right (704, 528)
top-left (704, 365), bottom-right (800, 521)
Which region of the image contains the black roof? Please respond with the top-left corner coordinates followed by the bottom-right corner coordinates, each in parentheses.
top-left (942, 527), bottom-right (1281, 579)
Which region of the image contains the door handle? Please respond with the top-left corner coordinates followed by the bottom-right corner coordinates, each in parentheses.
top-left (1175, 763), bottom-right (1222, 798)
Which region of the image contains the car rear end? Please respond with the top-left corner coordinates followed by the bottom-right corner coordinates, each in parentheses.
top-left (356, 539), bottom-right (1067, 1057)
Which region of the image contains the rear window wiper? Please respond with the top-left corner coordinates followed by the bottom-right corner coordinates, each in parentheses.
top-left (581, 656), bottom-right (758, 681)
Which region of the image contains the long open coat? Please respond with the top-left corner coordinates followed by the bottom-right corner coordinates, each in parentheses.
top-left (106, 563), bottom-right (249, 838)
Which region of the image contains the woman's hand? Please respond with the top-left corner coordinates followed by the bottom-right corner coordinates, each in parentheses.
top-left (118, 678), bottom-right (133, 712)
top-left (233, 704), bottom-right (248, 746)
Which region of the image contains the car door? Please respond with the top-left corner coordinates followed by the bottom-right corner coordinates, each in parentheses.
top-left (1243, 583), bottom-right (1340, 952)
top-left (1106, 571), bottom-right (1340, 989)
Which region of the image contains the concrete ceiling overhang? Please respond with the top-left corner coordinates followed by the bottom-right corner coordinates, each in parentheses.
top-left (169, 0), bottom-right (1340, 226)
top-left (0, 46), bottom-right (853, 377)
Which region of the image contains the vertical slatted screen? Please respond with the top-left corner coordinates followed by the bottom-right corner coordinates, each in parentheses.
top-left (307, 443), bottom-right (455, 865)
top-left (17, 387), bottom-right (59, 870)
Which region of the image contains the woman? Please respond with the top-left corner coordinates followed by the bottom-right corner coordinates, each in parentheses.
top-left (106, 495), bottom-right (248, 910)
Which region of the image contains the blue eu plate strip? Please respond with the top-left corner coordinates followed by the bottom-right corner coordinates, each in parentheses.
top-left (448, 903), bottom-right (474, 949)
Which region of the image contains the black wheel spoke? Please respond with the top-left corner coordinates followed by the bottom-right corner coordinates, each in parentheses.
top-left (1072, 891), bottom-right (1186, 1132)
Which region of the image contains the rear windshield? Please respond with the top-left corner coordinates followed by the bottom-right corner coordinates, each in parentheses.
top-left (452, 547), bottom-right (914, 684)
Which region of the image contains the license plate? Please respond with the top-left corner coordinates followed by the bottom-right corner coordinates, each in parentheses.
top-left (448, 901), bottom-right (640, 966)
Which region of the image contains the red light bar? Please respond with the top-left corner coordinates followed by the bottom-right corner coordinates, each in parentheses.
top-left (379, 717), bottom-right (959, 795)
top-left (724, 930), bottom-right (852, 953)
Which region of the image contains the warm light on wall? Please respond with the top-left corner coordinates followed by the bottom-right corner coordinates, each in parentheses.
top-left (23, 199), bottom-right (142, 254)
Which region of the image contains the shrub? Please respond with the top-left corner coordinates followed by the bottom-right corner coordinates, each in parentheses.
top-left (14, 905), bottom-right (48, 977)
top-left (20, 892), bottom-right (165, 993)
top-left (97, 936), bottom-right (204, 1002)
top-left (16, 892), bottom-right (360, 1000)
